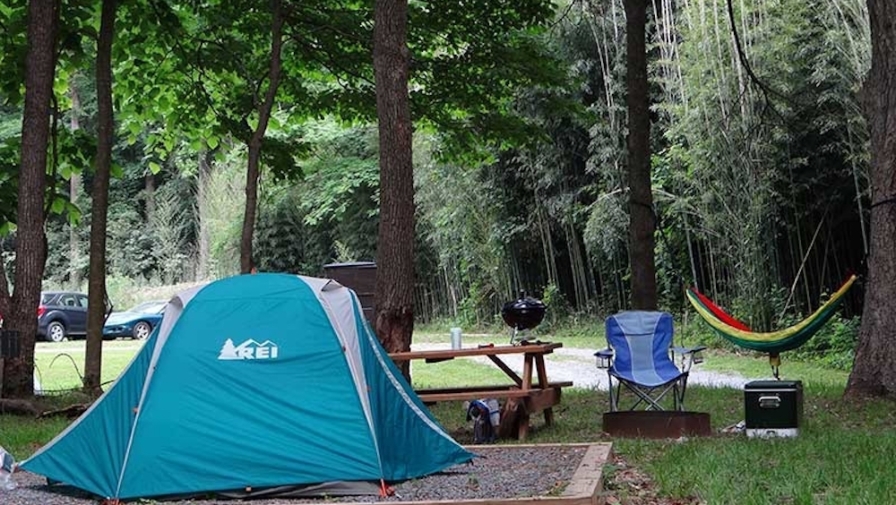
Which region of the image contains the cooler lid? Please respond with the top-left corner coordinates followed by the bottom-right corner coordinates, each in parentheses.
top-left (745, 380), bottom-right (803, 389)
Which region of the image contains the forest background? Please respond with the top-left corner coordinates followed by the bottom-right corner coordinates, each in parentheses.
top-left (0, 0), bottom-right (871, 370)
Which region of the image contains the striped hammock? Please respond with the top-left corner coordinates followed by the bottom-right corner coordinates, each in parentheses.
top-left (686, 275), bottom-right (857, 355)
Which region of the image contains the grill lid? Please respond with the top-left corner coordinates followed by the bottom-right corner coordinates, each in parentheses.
top-left (501, 291), bottom-right (546, 331)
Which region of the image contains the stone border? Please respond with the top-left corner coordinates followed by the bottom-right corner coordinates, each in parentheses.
top-left (367, 443), bottom-right (613, 505)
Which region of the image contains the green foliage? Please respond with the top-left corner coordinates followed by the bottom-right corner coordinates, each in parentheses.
top-left (200, 149), bottom-right (245, 279)
top-left (43, 215), bottom-right (88, 287)
top-left (583, 193), bottom-right (627, 261)
top-left (0, 0), bottom-right (99, 235)
top-left (540, 282), bottom-right (571, 328)
top-left (2, 0), bottom-right (872, 361)
top-left (0, 132), bottom-right (20, 229)
top-left (0, 0), bottom-right (27, 106)
top-left (105, 201), bottom-right (156, 279)
top-left (408, 0), bottom-right (566, 158)
top-left (149, 180), bottom-right (196, 283)
top-left (297, 121), bottom-right (379, 230)
top-left (254, 185), bottom-right (327, 275)
top-left (416, 149), bottom-right (517, 323)
top-left (252, 119), bottom-right (379, 275)
top-left (456, 281), bottom-right (493, 328)
top-left (790, 314), bottom-right (860, 370)
top-left (649, 0), bottom-right (868, 327)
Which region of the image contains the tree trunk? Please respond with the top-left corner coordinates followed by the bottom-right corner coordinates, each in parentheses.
top-left (373, 0), bottom-right (414, 377)
top-left (1, 0), bottom-right (58, 399)
top-left (625, 0), bottom-right (658, 310)
top-left (83, 0), bottom-right (117, 396)
top-left (241, 144), bottom-right (262, 274)
top-left (845, 0), bottom-right (896, 398)
top-left (239, 0), bottom-right (284, 274)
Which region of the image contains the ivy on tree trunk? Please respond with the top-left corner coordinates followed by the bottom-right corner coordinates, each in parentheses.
top-left (845, 0), bottom-right (896, 398)
top-left (373, 0), bottom-right (414, 378)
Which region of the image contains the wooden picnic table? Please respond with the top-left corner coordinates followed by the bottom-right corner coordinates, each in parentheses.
top-left (389, 342), bottom-right (573, 440)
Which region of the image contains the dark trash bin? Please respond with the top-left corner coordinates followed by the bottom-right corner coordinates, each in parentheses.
top-left (323, 262), bottom-right (377, 324)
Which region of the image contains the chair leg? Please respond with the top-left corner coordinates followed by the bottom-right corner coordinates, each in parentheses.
top-left (625, 383), bottom-right (669, 410)
top-left (616, 381), bottom-right (685, 411)
top-left (608, 371), bottom-right (618, 411)
top-left (676, 376), bottom-right (689, 411)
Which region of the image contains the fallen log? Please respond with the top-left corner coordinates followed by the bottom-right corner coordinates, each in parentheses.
top-left (38, 403), bottom-right (90, 419)
top-left (0, 398), bottom-right (40, 417)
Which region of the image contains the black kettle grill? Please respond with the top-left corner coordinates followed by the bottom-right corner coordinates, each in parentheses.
top-left (501, 291), bottom-right (546, 344)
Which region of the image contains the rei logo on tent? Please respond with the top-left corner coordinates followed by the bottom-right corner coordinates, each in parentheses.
top-left (218, 338), bottom-right (280, 360)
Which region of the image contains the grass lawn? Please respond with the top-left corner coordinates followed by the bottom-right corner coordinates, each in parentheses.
top-left (3, 331), bottom-right (895, 504)
top-left (33, 340), bottom-right (145, 392)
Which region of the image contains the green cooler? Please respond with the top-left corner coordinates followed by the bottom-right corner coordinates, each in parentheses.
top-left (744, 380), bottom-right (803, 438)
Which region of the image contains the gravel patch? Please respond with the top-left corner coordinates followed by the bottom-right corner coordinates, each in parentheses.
top-left (411, 342), bottom-right (752, 390)
top-left (4, 445), bottom-right (589, 504)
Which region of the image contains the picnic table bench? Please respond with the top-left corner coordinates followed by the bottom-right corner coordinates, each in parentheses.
top-left (389, 342), bottom-right (573, 440)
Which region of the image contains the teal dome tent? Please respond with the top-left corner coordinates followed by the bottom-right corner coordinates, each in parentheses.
top-left (21, 274), bottom-right (472, 501)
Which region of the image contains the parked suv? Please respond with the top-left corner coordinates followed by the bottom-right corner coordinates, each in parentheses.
top-left (38, 291), bottom-right (89, 342)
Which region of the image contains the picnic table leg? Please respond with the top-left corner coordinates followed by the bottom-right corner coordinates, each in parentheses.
top-left (517, 354), bottom-right (534, 440)
top-left (518, 413), bottom-right (530, 441)
top-left (534, 355), bottom-right (554, 426)
top-left (522, 354), bottom-right (533, 389)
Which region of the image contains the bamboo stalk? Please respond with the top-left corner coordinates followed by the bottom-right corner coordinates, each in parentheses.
top-left (779, 216), bottom-right (826, 320)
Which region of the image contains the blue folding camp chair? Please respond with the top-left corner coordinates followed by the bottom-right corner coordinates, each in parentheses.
top-left (595, 311), bottom-right (705, 411)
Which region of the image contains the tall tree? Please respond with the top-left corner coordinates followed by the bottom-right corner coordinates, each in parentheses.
top-left (239, 0), bottom-right (284, 274)
top-left (845, 0), bottom-right (896, 397)
top-left (625, 0), bottom-right (657, 310)
top-left (373, 0), bottom-right (414, 371)
top-left (0, 0), bottom-right (59, 398)
top-left (83, 0), bottom-right (117, 395)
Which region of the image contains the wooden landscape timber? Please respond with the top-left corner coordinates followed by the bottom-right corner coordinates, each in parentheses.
top-left (361, 444), bottom-right (613, 505)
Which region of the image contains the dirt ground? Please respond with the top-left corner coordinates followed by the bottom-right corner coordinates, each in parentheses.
top-left (604, 454), bottom-right (703, 505)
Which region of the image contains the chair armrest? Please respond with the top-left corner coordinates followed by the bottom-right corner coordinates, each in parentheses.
top-left (672, 345), bottom-right (706, 355)
top-left (672, 346), bottom-right (706, 371)
top-left (595, 348), bottom-right (614, 358)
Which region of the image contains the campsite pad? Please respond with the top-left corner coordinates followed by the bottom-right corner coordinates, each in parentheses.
top-left (6, 444), bottom-right (610, 505)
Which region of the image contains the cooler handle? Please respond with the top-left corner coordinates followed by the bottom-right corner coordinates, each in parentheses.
top-left (758, 395), bottom-right (780, 408)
